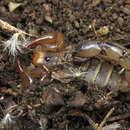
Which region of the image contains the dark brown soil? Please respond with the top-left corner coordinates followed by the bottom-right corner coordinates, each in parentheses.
top-left (0, 0), bottom-right (130, 130)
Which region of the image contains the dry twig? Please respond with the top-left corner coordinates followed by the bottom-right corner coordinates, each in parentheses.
top-left (0, 19), bottom-right (37, 57)
top-left (97, 107), bottom-right (115, 130)
top-left (0, 19), bottom-right (36, 37)
top-left (68, 107), bottom-right (119, 130)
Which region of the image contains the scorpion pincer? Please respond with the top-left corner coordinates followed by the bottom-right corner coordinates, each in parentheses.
top-left (16, 32), bottom-right (65, 86)
top-left (25, 32), bottom-right (65, 52)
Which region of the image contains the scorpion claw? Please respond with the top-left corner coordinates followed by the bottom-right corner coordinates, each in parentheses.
top-left (16, 58), bottom-right (50, 87)
top-left (16, 58), bottom-right (33, 87)
top-left (24, 32), bottom-right (65, 52)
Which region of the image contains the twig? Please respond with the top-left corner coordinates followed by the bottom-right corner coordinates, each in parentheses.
top-left (67, 110), bottom-right (98, 129)
top-left (0, 19), bottom-right (38, 57)
top-left (97, 107), bottom-right (115, 130)
top-left (82, 107), bottom-right (115, 130)
top-left (67, 108), bottom-right (116, 130)
top-left (82, 112), bottom-right (99, 129)
top-left (0, 19), bottom-right (36, 38)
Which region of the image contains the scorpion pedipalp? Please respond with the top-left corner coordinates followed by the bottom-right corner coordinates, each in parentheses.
top-left (16, 58), bottom-right (33, 87)
top-left (24, 32), bottom-right (65, 52)
top-left (16, 58), bottom-right (49, 87)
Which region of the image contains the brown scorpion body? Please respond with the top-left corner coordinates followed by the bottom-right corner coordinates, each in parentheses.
top-left (17, 32), bottom-right (130, 92)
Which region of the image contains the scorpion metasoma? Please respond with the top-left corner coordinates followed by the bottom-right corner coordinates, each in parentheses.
top-left (17, 32), bottom-right (130, 93)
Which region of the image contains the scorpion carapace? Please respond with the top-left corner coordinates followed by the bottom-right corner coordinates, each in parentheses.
top-left (25, 32), bottom-right (65, 52)
top-left (32, 44), bottom-right (74, 67)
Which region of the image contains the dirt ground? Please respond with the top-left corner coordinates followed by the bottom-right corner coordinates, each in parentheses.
top-left (0, 0), bottom-right (130, 130)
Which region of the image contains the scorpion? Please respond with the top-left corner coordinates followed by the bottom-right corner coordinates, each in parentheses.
top-left (17, 32), bottom-right (130, 93)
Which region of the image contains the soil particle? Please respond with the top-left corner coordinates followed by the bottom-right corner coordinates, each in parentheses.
top-left (42, 88), bottom-right (65, 113)
top-left (112, 13), bottom-right (118, 19)
top-left (66, 91), bottom-right (87, 108)
top-left (121, 7), bottom-right (130, 15)
top-left (117, 17), bottom-right (124, 26)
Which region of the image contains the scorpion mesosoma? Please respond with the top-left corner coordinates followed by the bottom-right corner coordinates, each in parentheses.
top-left (17, 32), bottom-right (130, 92)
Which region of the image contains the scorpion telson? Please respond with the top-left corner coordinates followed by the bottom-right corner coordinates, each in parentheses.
top-left (74, 41), bottom-right (130, 70)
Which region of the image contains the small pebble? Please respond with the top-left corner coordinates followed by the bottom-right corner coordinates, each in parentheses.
top-left (72, 0), bottom-right (83, 6)
top-left (8, 2), bottom-right (22, 12)
top-left (43, 4), bottom-right (51, 12)
top-left (121, 7), bottom-right (130, 15)
top-left (112, 13), bottom-right (118, 19)
top-left (90, 0), bottom-right (101, 7)
top-left (97, 26), bottom-right (109, 35)
top-left (74, 21), bottom-right (79, 28)
top-left (0, 6), bottom-right (6, 13)
top-left (45, 15), bottom-right (53, 24)
top-left (117, 17), bottom-right (124, 26)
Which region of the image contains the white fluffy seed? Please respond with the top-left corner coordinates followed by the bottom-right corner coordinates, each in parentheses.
top-left (3, 33), bottom-right (28, 57)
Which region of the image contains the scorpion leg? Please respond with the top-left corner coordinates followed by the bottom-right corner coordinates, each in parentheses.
top-left (24, 32), bottom-right (65, 52)
top-left (16, 58), bottom-right (33, 87)
top-left (16, 58), bottom-right (49, 87)
top-left (74, 41), bottom-right (130, 70)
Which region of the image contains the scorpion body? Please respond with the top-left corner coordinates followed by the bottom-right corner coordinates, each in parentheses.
top-left (17, 32), bottom-right (130, 92)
